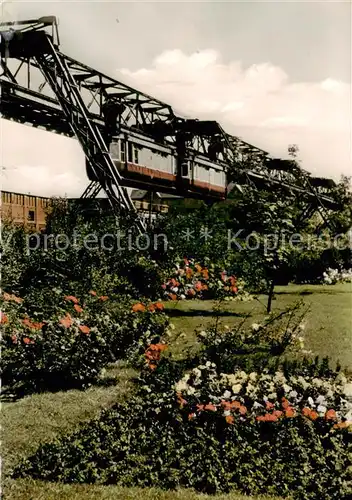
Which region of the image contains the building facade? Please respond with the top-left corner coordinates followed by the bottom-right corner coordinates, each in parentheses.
top-left (1, 190), bottom-right (51, 231)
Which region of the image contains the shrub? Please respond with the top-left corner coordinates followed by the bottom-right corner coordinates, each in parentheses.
top-left (162, 258), bottom-right (252, 301)
top-left (0, 290), bottom-right (169, 395)
top-left (13, 308), bottom-right (352, 499)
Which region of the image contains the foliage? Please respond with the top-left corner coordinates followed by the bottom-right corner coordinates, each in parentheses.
top-left (161, 258), bottom-right (252, 302)
top-left (13, 306), bottom-right (352, 499)
top-left (0, 290), bottom-right (169, 395)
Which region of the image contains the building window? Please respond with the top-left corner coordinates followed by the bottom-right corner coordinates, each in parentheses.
top-left (28, 210), bottom-right (35, 221)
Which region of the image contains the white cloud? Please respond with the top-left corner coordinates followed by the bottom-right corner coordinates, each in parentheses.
top-left (119, 50), bottom-right (351, 179)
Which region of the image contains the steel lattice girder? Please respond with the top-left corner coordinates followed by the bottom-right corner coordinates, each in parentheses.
top-left (0, 17), bottom-right (339, 211)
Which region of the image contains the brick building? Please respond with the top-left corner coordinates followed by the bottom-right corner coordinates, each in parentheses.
top-left (1, 190), bottom-right (51, 231)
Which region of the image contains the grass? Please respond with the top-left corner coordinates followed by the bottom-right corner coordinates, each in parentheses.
top-left (3, 283), bottom-right (351, 499)
top-left (165, 283), bottom-right (352, 369)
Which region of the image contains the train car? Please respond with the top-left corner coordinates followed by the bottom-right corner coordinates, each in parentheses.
top-left (107, 132), bottom-right (227, 199)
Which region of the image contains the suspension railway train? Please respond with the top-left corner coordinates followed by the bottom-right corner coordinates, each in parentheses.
top-left (87, 129), bottom-right (227, 199)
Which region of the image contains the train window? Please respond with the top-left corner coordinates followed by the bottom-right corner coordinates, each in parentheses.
top-left (120, 140), bottom-right (126, 162)
top-left (127, 142), bottom-right (133, 162)
top-left (133, 146), bottom-right (139, 164)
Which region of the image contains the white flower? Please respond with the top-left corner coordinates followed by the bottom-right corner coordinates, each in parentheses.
top-left (186, 386), bottom-right (196, 396)
top-left (193, 368), bottom-right (202, 378)
top-left (283, 384), bottom-right (292, 394)
top-left (289, 390), bottom-right (298, 399)
top-left (249, 372), bottom-right (257, 382)
top-left (268, 393), bottom-right (277, 400)
top-left (253, 401), bottom-right (263, 409)
top-left (180, 294), bottom-right (186, 300)
top-left (316, 395), bottom-right (326, 405)
top-left (223, 390), bottom-right (231, 399)
top-left (232, 384), bottom-right (242, 394)
top-left (312, 378), bottom-right (323, 388)
top-left (299, 323), bottom-right (306, 331)
top-left (224, 410), bottom-right (231, 417)
top-left (251, 323), bottom-right (261, 332)
top-left (308, 397), bottom-right (315, 407)
top-left (317, 405), bottom-right (327, 414)
top-left (343, 383), bottom-right (352, 398)
top-left (175, 380), bottom-right (189, 393)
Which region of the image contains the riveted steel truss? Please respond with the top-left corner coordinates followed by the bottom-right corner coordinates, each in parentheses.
top-left (0, 16), bottom-right (340, 229)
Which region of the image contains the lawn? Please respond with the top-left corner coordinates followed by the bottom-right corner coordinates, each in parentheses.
top-left (165, 283), bottom-right (352, 369)
top-left (2, 283), bottom-right (351, 499)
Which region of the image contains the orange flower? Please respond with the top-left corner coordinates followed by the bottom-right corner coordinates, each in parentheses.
top-left (168, 293), bottom-right (177, 301)
top-left (148, 303), bottom-right (156, 312)
top-left (148, 363), bottom-right (157, 371)
top-left (285, 407), bottom-right (296, 418)
top-left (3, 292), bottom-right (23, 304)
top-left (239, 405), bottom-right (247, 415)
top-left (202, 283), bottom-right (208, 291)
top-left (194, 281), bottom-right (203, 292)
top-left (231, 401), bottom-right (241, 410)
top-left (74, 304), bottom-right (83, 313)
top-left (23, 337), bottom-right (31, 344)
top-left (186, 268), bottom-right (193, 279)
top-left (302, 408), bottom-right (318, 421)
top-left (204, 403), bottom-right (217, 412)
top-left (221, 271), bottom-right (227, 282)
top-left (231, 286), bottom-right (238, 294)
top-left (201, 269), bottom-right (209, 279)
top-left (333, 421), bottom-right (351, 430)
top-left (65, 295), bottom-right (79, 304)
top-left (59, 314), bottom-right (72, 328)
top-left (195, 264), bottom-right (202, 273)
top-left (273, 410), bottom-right (283, 418)
top-left (132, 303), bottom-right (146, 312)
top-left (154, 302), bottom-right (164, 311)
top-left (78, 325), bottom-right (90, 334)
top-left (89, 290), bottom-right (97, 296)
top-left (0, 312), bottom-right (9, 324)
top-left (266, 401), bottom-right (275, 410)
top-left (196, 404), bottom-right (205, 412)
top-left (177, 392), bottom-right (187, 408)
top-left (11, 334), bottom-right (17, 344)
top-left (281, 398), bottom-right (289, 410)
top-left (188, 413), bottom-right (196, 421)
top-left (325, 409), bottom-right (337, 421)
top-left (229, 276), bottom-right (236, 286)
top-left (225, 415), bottom-right (235, 425)
top-left (99, 296), bottom-right (109, 301)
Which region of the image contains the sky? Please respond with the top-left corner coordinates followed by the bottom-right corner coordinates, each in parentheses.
top-left (0, 0), bottom-right (351, 197)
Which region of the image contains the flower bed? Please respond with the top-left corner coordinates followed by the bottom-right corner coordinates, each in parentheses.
top-left (1, 290), bottom-right (169, 394)
top-left (162, 259), bottom-right (252, 301)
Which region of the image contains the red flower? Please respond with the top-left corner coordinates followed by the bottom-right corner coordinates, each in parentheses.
top-left (239, 405), bottom-right (247, 415)
top-left (204, 403), bottom-right (217, 412)
top-left (0, 313), bottom-right (9, 324)
top-left (194, 281), bottom-right (203, 292)
top-left (74, 304), bottom-right (83, 313)
top-left (285, 407), bottom-right (296, 418)
top-left (65, 295), bottom-right (79, 304)
top-left (325, 409), bottom-right (337, 421)
top-left (281, 398), bottom-right (289, 410)
top-left (148, 303), bottom-right (156, 312)
top-left (78, 325), bottom-right (90, 334)
top-left (59, 314), bottom-right (72, 328)
top-left (132, 303), bottom-right (146, 312)
top-left (161, 284), bottom-right (167, 290)
top-left (225, 415), bottom-right (235, 425)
